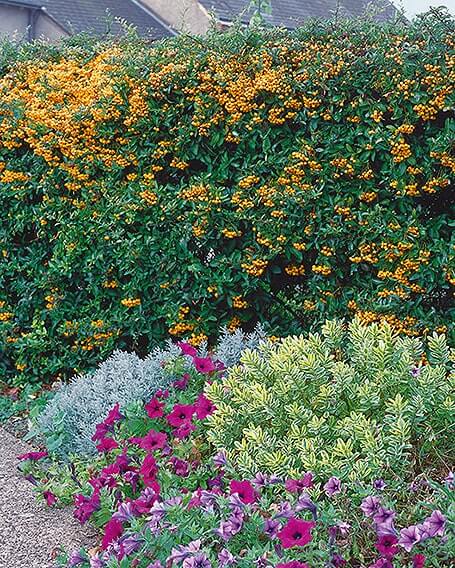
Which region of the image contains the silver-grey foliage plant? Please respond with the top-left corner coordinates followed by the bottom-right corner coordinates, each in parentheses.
top-left (37, 325), bottom-right (267, 459)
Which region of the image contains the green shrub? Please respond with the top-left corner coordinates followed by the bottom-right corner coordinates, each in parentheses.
top-left (205, 319), bottom-right (455, 481)
top-left (0, 13), bottom-right (454, 384)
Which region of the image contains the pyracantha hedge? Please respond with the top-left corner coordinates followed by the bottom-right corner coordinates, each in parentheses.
top-left (1, 12), bottom-right (454, 383)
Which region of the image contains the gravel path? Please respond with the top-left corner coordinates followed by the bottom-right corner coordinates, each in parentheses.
top-left (0, 427), bottom-right (96, 568)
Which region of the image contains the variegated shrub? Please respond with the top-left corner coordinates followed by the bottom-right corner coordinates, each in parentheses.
top-left (205, 319), bottom-right (454, 481)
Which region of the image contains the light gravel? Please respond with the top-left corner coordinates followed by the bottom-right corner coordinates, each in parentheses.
top-left (0, 427), bottom-right (96, 568)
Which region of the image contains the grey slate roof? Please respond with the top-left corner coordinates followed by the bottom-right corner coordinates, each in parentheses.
top-left (199, 0), bottom-right (397, 26)
top-left (0, 0), bottom-right (42, 7)
top-left (40, 0), bottom-right (173, 38)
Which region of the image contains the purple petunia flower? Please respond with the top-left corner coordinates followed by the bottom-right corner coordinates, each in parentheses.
top-left (295, 492), bottom-right (317, 520)
top-left (324, 476), bottom-right (342, 497)
top-left (274, 500), bottom-right (294, 520)
top-left (263, 518), bottom-right (281, 538)
top-left (67, 551), bottom-right (86, 566)
top-left (119, 534), bottom-right (143, 557)
top-left (147, 562), bottom-right (163, 568)
top-left (182, 552), bottom-right (212, 568)
top-left (398, 525), bottom-right (422, 552)
top-left (218, 549), bottom-right (236, 566)
top-left (89, 555), bottom-right (105, 568)
top-left (252, 472), bottom-right (270, 488)
top-left (373, 479), bottom-right (386, 491)
top-left (255, 554), bottom-right (269, 568)
top-left (361, 496), bottom-right (382, 517)
top-left (373, 506), bottom-right (397, 536)
top-left (445, 471), bottom-right (454, 489)
top-left (112, 501), bottom-right (135, 522)
top-left (423, 510), bottom-right (446, 537)
top-left (168, 541), bottom-right (202, 564)
top-left (213, 451), bottom-right (228, 469)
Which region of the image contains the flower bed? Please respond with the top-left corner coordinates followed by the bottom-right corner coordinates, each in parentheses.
top-left (19, 320), bottom-right (454, 567)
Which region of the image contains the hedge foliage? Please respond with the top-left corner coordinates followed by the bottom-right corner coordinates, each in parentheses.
top-left (0, 14), bottom-right (454, 384)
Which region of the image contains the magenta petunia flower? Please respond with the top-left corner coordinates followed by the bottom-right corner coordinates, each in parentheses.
top-left (369, 559), bottom-right (393, 568)
top-left (422, 509), bottom-right (446, 537)
top-left (375, 534), bottom-right (399, 557)
top-left (102, 517), bottom-right (124, 550)
top-left (277, 517), bottom-right (315, 549)
top-left (285, 472), bottom-right (314, 493)
top-left (140, 454), bottom-right (158, 486)
top-left (323, 476), bottom-right (341, 497)
top-left (193, 356), bottom-right (217, 374)
top-left (74, 490), bottom-right (100, 524)
top-left (413, 554), bottom-right (426, 568)
top-left (173, 422), bottom-right (197, 439)
top-left (17, 450), bottom-right (48, 461)
top-left (174, 373), bottom-right (190, 390)
top-left (170, 456), bottom-right (190, 477)
top-left (166, 403), bottom-right (195, 427)
top-left (96, 436), bottom-right (119, 453)
top-left (138, 429), bottom-right (168, 452)
top-left (43, 490), bottom-right (57, 506)
top-left (195, 393), bottom-right (216, 420)
top-left (104, 402), bottom-right (123, 426)
top-left (92, 421), bottom-right (111, 442)
top-left (276, 563), bottom-right (309, 568)
top-left (178, 341), bottom-right (198, 357)
top-left (398, 525), bottom-right (422, 552)
top-left (229, 480), bottom-right (256, 504)
top-left (145, 397), bottom-right (165, 419)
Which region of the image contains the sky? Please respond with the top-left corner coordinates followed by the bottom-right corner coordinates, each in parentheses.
top-left (392, 0), bottom-right (455, 17)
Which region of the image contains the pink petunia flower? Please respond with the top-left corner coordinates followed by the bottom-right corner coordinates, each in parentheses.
top-left (137, 430), bottom-right (168, 452)
top-left (178, 341), bottom-right (198, 357)
top-left (17, 451), bottom-right (48, 461)
top-left (276, 563), bottom-right (309, 568)
top-left (285, 472), bottom-right (314, 493)
top-left (145, 397), bottom-right (165, 419)
top-left (193, 356), bottom-right (217, 374)
top-left (413, 554), bottom-right (426, 568)
top-left (139, 454), bottom-right (158, 487)
top-left (166, 403), bottom-right (195, 427)
top-left (173, 422), bottom-right (196, 439)
top-left (174, 373), bottom-right (190, 390)
top-left (375, 534), bottom-right (399, 557)
top-left (96, 437), bottom-right (119, 453)
top-left (229, 480), bottom-right (256, 504)
top-left (195, 393), bottom-right (216, 420)
top-left (277, 518), bottom-right (315, 549)
top-left (101, 518), bottom-right (124, 550)
top-left (104, 403), bottom-right (123, 426)
top-left (43, 490), bottom-right (57, 506)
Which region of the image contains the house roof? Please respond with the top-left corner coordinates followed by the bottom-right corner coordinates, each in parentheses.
top-left (40, 0), bottom-right (174, 38)
top-left (199, 0), bottom-right (397, 27)
top-left (0, 0), bottom-right (42, 7)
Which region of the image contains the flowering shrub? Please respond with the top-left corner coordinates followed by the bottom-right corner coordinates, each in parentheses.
top-left (1, 14), bottom-right (454, 384)
top-left (205, 319), bottom-right (455, 480)
top-left (19, 343), bottom-right (454, 566)
top-left (35, 325), bottom-right (266, 458)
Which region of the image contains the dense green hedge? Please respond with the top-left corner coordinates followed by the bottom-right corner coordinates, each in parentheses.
top-left (0, 14), bottom-right (454, 384)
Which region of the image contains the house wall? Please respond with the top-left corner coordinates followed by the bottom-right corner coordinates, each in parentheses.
top-left (0, 5), bottom-right (30, 40)
top-left (35, 12), bottom-right (68, 41)
top-left (142, 0), bottom-right (211, 34)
